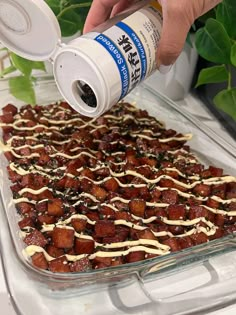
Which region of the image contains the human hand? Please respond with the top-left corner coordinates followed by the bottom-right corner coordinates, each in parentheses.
top-left (83, 0), bottom-right (222, 73)
top-left (157, 0), bottom-right (222, 73)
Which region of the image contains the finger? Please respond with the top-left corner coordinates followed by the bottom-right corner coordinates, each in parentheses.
top-left (157, 1), bottom-right (193, 71)
top-left (197, 0), bottom-right (223, 16)
top-left (157, 0), bottom-right (222, 71)
top-left (111, 0), bottom-right (136, 17)
top-left (83, 0), bottom-right (120, 33)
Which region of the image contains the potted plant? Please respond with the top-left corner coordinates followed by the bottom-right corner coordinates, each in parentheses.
top-left (194, 0), bottom-right (236, 123)
top-left (0, 0), bottom-right (91, 105)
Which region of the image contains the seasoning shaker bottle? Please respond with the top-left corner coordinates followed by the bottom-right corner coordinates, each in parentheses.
top-left (0, 0), bottom-right (163, 117)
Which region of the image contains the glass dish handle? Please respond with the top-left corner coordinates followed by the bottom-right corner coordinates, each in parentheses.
top-left (137, 255), bottom-right (236, 314)
top-left (108, 239), bottom-right (236, 315)
top-left (108, 263), bottom-right (236, 315)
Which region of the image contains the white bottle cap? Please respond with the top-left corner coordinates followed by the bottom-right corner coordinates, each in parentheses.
top-left (0, 0), bottom-right (61, 60)
top-left (0, 0), bottom-right (119, 117)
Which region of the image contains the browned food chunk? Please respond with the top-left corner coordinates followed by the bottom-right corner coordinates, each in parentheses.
top-left (229, 202), bottom-right (236, 211)
top-left (121, 187), bottom-right (139, 199)
top-left (115, 210), bottom-right (131, 221)
top-left (226, 183), bottom-right (236, 199)
top-left (211, 184), bottom-right (226, 199)
top-left (126, 251), bottom-right (145, 263)
top-left (103, 178), bottom-right (119, 192)
top-left (168, 204), bottom-right (186, 220)
top-left (139, 186), bottom-right (151, 201)
top-left (48, 199), bottom-right (64, 217)
top-left (64, 178), bottom-right (80, 190)
top-left (16, 202), bottom-right (34, 215)
top-left (111, 257), bottom-right (124, 266)
top-left (38, 153), bottom-right (51, 166)
top-left (115, 226), bottom-right (129, 241)
top-left (178, 236), bottom-right (194, 249)
top-left (102, 235), bottom-right (124, 243)
top-left (206, 198), bottom-right (220, 209)
top-left (52, 227), bottom-right (75, 249)
top-left (168, 225), bottom-right (185, 235)
top-left (4, 152), bottom-right (14, 162)
top-left (209, 166), bottom-right (223, 177)
top-left (18, 217), bottom-right (35, 229)
top-left (185, 164), bottom-right (203, 176)
top-left (91, 185), bottom-right (108, 201)
top-left (139, 229), bottom-right (156, 240)
top-left (7, 167), bottom-right (21, 182)
top-left (75, 238), bottom-right (95, 254)
top-left (93, 256), bottom-right (112, 269)
top-left (71, 218), bottom-right (87, 232)
top-left (139, 157), bottom-right (157, 167)
top-left (2, 103), bottom-right (18, 116)
top-left (188, 205), bottom-right (208, 220)
top-left (129, 199), bottom-right (146, 217)
top-left (151, 188), bottom-right (162, 201)
top-left (162, 190), bottom-right (179, 204)
top-left (95, 220), bottom-right (116, 237)
top-left (162, 238), bottom-right (181, 252)
top-left (31, 252), bottom-right (48, 270)
top-left (67, 159), bottom-right (83, 175)
top-left (37, 215), bottom-right (56, 225)
top-left (49, 256), bottom-right (71, 273)
top-left (0, 113), bottom-right (14, 123)
top-left (209, 227), bottom-right (224, 240)
top-left (46, 245), bottom-right (64, 258)
top-left (159, 178), bottom-right (188, 192)
top-left (35, 201), bottom-right (48, 213)
top-left (193, 184), bottom-right (211, 197)
top-left (24, 230), bottom-right (48, 247)
top-left (70, 257), bottom-right (91, 272)
top-left (190, 232), bottom-right (208, 245)
top-left (215, 214), bottom-right (225, 226)
top-left (99, 205), bottom-right (116, 220)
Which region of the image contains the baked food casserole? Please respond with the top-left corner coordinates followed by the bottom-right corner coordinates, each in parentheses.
top-left (0, 101), bottom-right (236, 273)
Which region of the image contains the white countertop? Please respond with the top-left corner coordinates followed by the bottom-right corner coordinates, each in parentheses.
top-left (0, 92), bottom-right (235, 315)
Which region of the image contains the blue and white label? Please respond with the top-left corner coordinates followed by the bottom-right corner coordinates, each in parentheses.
top-left (95, 34), bottom-right (129, 98)
top-left (94, 3), bottom-right (162, 100)
top-left (116, 21), bottom-right (147, 81)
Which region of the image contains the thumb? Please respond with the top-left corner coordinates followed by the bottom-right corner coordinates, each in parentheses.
top-left (157, 0), bottom-right (193, 73)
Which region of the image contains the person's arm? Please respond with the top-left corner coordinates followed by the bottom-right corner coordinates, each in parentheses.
top-left (84, 0), bottom-right (222, 73)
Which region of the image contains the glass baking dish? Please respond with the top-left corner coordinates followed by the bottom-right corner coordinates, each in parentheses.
top-left (1, 79), bottom-right (236, 315)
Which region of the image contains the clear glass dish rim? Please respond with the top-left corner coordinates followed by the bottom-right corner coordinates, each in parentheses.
top-left (0, 81), bottom-right (236, 283)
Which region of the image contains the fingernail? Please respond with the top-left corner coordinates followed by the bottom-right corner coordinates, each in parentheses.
top-left (159, 64), bottom-right (172, 74)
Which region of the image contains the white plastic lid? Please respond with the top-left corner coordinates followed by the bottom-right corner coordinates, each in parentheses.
top-left (0, 0), bottom-right (61, 61)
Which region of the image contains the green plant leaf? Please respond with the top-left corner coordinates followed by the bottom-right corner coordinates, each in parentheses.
top-left (45, 0), bottom-right (60, 15)
top-left (231, 43), bottom-right (236, 67)
top-left (195, 18), bottom-right (232, 64)
top-left (31, 61), bottom-right (46, 72)
top-left (9, 76), bottom-right (36, 105)
top-left (58, 10), bottom-right (82, 37)
top-left (69, 0), bottom-right (91, 26)
top-left (195, 65), bottom-right (228, 88)
top-left (0, 65), bottom-right (16, 77)
top-left (10, 53), bottom-right (33, 77)
top-left (213, 88), bottom-right (236, 120)
top-left (216, 0), bottom-right (236, 39)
